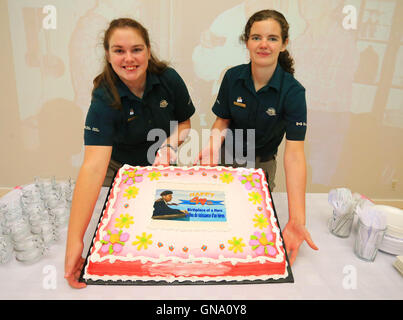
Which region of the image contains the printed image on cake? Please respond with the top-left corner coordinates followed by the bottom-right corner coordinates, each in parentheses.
top-left (80, 165), bottom-right (293, 284)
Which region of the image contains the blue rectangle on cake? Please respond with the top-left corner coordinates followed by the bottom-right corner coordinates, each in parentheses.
top-left (153, 189), bottom-right (227, 222)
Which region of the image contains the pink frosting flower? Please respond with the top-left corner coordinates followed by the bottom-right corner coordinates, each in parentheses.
top-left (100, 229), bottom-right (130, 254)
top-left (249, 231), bottom-right (276, 256)
top-left (122, 168), bottom-right (143, 185)
top-left (239, 173), bottom-right (261, 190)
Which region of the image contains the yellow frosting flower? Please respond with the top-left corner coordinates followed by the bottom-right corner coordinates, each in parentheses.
top-left (253, 213), bottom-right (269, 230)
top-left (132, 232), bottom-right (153, 250)
top-left (148, 171), bottom-right (162, 181)
top-left (228, 237), bottom-right (245, 253)
top-left (219, 172), bottom-right (234, 184)
top-left (124, 186), bottom-right (139, 199)
top-left (248, 191), bottom-right (262, 204)
top-left (114, 214), bottom-right (134, 229)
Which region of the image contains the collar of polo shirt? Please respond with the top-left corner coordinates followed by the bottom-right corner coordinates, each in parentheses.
top-left (238, 62), bottom-right (283, 93)
top-left (116, 71), bottom-right (161, 99)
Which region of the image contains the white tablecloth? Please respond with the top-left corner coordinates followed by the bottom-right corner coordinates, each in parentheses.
top-left (0, 188), bottom-right (402, 300)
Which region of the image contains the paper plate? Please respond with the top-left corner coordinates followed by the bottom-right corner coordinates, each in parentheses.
top-left (379, 234), bottom-right (403, 256)
top-left (374, 205), bottom-right (403, 229)
top-left (386, 224), bottom-right (403, 238)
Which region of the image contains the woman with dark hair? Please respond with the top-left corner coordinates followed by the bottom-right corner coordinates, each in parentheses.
top-left (196, 10), bottom-right (318, 265)
top-left (64, 18), bottom-right (195, 288)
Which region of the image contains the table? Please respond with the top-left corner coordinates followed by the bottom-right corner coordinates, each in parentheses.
top-left (0, 188), bottom-right (402, 300)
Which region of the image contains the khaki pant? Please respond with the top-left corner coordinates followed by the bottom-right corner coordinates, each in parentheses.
top-left (220, 148), bottom-right (277, 191)
top-left (103, 159), bottom-right (123, 187)
top-left (255, 155), bottom-right (277, 191)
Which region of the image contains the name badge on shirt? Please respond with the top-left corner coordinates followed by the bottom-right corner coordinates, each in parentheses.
top-left (127, 116), bottom-right (138, 122)
top-left (233, 97), bottom-right (246, 108)
top-left (233, 102), bottom-right (246, 108)
top-left (127, 108), bottom-right (138, 122)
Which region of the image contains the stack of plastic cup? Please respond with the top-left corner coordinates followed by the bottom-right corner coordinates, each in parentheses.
top-left (0, 176), bottom-right (75, 264)
top-left (0, 204), bottom-right (14, 264)
top-left (1, 200), bottom-right (45, 264)
top-left (30, 177), bottom-right (62, 246)
top-left (13, 233), bottom-right (45, 264)
top-left (0, 234), bottom-right (13, 264)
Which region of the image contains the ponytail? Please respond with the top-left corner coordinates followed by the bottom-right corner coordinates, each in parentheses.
top-left (279, 50), bottom-right (295, 75)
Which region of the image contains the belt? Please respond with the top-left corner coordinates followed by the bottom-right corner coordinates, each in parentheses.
top-left (256, 154), bottom-right (276, 163)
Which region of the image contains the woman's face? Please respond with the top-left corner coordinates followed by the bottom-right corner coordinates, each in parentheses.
top-left (107, 27), bottom-right (150, 89)
top-left (246, 18), bottom-right (288, 69)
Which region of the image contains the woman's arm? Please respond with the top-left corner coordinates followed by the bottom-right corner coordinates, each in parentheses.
top-left (282, 139), bottom-right (318, 265)
top-left (284, 140), bottom-right (306, 225)
top-left (195, 116), bottom-right (231, 166)
top-left (64, 145), bottom-right (112, 288)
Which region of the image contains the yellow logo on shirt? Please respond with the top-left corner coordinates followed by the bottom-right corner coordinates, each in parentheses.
top-left (266, 107), bottom-right (276, 116)
top-left (160, 100), bottom-right (168, 108)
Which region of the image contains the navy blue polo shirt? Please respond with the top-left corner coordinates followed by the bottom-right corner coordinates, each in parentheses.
top-left (212, 63), bottom-right (307, 159)
top-left (84, 67), bottom-right (195, 165)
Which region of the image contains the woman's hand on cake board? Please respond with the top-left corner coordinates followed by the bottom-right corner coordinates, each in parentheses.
top-left (282, 222), bottom-right (318, 266)
top-left (64, 241), bottom-right (86, 289)
top-left (63, 145), bottom-right (111, 289)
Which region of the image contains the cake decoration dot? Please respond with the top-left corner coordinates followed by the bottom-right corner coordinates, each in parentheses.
top-left (201, 245), bottom-right (207, 251)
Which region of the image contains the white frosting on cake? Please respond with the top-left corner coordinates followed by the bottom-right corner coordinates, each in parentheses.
top-left (83, 165), bottom-right (288, 283)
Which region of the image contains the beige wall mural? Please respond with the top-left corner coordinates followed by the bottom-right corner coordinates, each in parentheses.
top-left (1, 0), bottom-right (402, 203)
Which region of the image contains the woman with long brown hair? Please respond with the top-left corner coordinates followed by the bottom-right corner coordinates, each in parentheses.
top-left (64, 18), bottom-right (195, 288)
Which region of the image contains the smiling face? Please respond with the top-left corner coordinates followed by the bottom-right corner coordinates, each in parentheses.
top-left (106, 27), bottom-right (150, 90)
top-left (246, 18), bottom-right (288, 69)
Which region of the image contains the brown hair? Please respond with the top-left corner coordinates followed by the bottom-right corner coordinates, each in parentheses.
top-left (92, 18), bottom-right (168, 110)
top-left (240, 10), bottom-right (295, 75)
